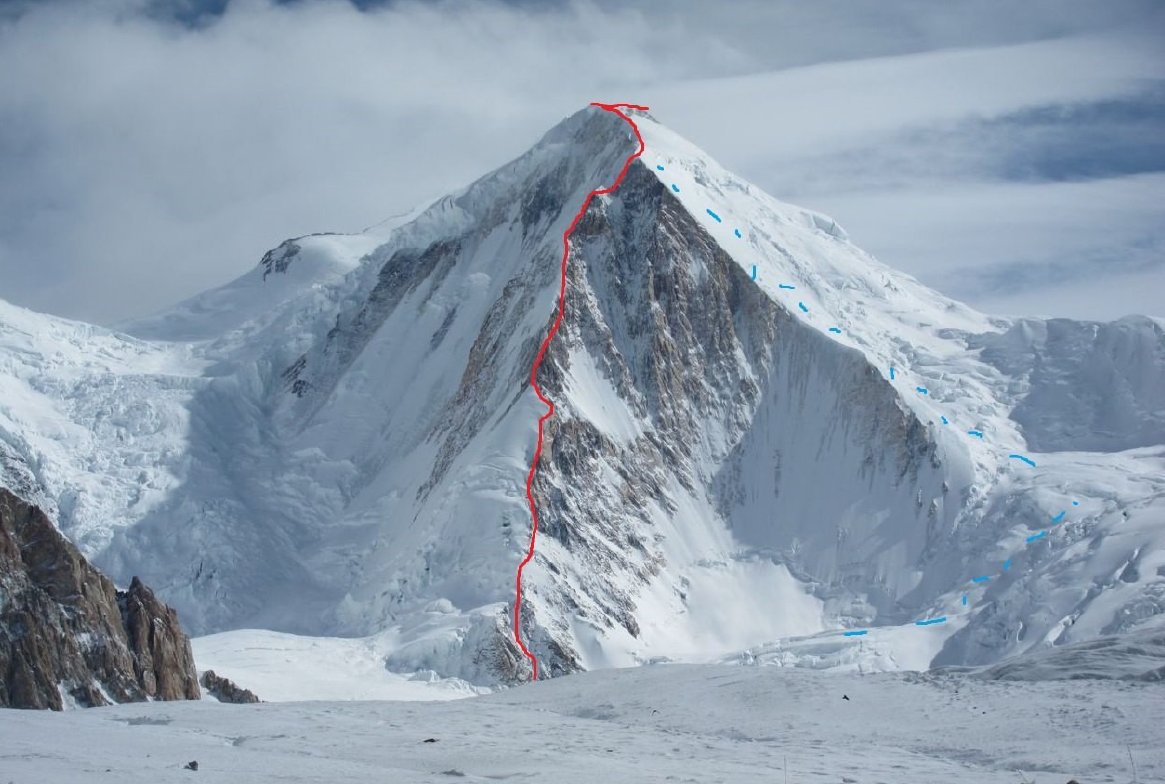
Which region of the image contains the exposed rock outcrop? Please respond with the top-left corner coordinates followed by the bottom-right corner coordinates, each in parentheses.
top-left (200, 669), bottom-right (260, 704)
top-left (0, 488), bottom-right (200, 709)
top-left (120, 576), bottom-right (201, 702)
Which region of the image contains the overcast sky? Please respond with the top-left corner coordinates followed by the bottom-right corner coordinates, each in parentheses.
top-left (1, 0), bottom-right (1162, 324)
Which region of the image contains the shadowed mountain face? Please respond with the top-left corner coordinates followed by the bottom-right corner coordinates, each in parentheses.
top-left (0, 489), bottom-right (200, 709)
top-left (0, 106), bottom-right (1162, 685)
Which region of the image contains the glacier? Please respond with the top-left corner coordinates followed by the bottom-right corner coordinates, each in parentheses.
top-left (0, 105), bottom-right (1162, 686)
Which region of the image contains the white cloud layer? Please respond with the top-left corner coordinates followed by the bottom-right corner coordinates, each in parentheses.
top-left (0, 0), bottom-right (1162, 323)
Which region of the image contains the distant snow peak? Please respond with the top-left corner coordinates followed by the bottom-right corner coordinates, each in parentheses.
top-left (261, 239), bottom-right (302, 280)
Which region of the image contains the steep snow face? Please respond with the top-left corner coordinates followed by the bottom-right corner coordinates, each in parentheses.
top-left (0, 106), bottom-right (1162, 684)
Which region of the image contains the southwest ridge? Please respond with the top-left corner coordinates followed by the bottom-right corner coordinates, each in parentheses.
top-left (515, 102), bottom-right (650, 680)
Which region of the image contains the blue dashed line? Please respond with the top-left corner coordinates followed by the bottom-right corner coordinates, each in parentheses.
top-left (915, 617), bottom-right (947, 627)
top-left (655, 167), bottom-right (1093, 640)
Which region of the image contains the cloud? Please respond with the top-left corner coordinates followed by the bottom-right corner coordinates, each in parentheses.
top-left (646, 34), bottom-right (1165, 317)
top-left (727, 86), bottom-right (1165, 194)
top-left (0, 0), bottom-right (1162, 323)
top-left (809, 172), bottom-right (1165, 314)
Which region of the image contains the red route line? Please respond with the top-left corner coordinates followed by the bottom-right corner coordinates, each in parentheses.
top-left (514, 101), bottom-right (650, 681)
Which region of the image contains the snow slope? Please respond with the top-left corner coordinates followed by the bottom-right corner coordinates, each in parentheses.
top-left (0, 105), bottom-right (1162, 686)
top-left (191, 628), bottom-right (486, 702)
top-left (0, 659), bottom-right (1160, 783)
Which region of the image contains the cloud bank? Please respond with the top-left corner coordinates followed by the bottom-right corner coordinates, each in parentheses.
top-left (0, 0), bottom-right (1162, 323)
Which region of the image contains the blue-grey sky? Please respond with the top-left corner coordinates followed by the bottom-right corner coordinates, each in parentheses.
top-left (0, 0), bottom-right (1162, 323)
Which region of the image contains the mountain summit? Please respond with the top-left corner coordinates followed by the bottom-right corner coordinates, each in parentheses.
top-left (1, 105), bottom-right (1162, 686)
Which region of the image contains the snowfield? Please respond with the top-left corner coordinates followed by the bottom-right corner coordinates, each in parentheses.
top-left (1, 654), bottom-right (1161, 783)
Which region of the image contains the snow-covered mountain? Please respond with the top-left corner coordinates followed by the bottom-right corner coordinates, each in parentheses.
top-left (1, 105), bottom-right (1162, 685)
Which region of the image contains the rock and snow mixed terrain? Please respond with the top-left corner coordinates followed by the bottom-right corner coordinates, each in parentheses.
top-left (1, 105), bottom-right (1162, 693)
top-left (0, 489), bottom-right (201, 710)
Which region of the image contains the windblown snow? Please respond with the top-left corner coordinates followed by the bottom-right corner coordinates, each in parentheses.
top-left (1, 106), bottom-right (1162, 690)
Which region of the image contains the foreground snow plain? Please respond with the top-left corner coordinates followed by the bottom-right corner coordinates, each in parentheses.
top-left (1, 661), bottom-right (1160, 783)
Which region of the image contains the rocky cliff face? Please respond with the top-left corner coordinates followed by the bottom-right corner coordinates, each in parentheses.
top-left (0, 489), bottom-right (200, 709)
